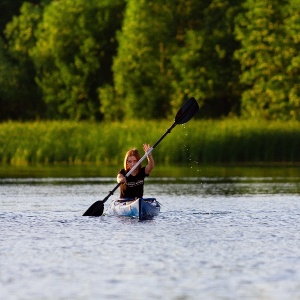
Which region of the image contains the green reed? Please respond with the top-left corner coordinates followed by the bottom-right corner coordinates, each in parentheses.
top-left (0, 119), bottom-right (300, 165)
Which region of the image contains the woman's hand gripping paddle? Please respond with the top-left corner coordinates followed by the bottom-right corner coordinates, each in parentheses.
top-left (82, 97), bottom-right (199, 217)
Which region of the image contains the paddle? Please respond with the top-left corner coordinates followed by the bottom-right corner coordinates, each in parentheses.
top-left (83, 97), bottom-right (199, 216)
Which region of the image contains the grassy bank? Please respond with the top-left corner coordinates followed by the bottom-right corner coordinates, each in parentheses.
top-left (0, 120), bottom-right (300, 165)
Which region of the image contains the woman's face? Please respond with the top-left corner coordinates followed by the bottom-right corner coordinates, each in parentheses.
top-left (126, 155), bottom-right (138, 169)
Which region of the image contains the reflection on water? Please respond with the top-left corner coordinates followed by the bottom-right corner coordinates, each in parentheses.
top-left (1, 176), bottom-right (300, 197)
top-left (1, 175), bottom-right (300, 199)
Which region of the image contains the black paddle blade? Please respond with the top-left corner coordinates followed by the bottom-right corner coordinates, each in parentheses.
top-left (175, 97), bottom-right (199, 125)
top-left (82, 200), bottom-right (104, 216)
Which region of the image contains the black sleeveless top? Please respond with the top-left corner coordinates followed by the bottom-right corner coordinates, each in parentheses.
top-left (118, 167), bottom-right (149, 198)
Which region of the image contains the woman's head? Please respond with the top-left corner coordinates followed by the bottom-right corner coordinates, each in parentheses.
top-left (124, 148), bottom-right (141, 171)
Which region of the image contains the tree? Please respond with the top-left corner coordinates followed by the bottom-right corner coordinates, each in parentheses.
top-left (235, 0), bottom-right (300, 120)
top-left (281, 0), bottom-right (300, 120)
top-left (0, 1), bottom-right (48, 38)
top-left (31, 0), bottom-right (124, 120)
top-left (0, 0), bottom-right (24, 37)
top-left (0, 37), bottom-right (18, 120)
top-left (111, 0), bottom-right (183, 120)
top-left (110, 0), bottom-right (244, 121)
top-left (0, 2), bottom-right (44, 120)
top-left (171, 0), bottom-right (243, 118)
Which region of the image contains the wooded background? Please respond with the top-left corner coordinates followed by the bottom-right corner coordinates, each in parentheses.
top-left (1, 0), bottom-right (299, 122)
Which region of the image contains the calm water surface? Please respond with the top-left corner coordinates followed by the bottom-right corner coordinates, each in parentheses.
top-left (1, 176), bottom-right (300, 299)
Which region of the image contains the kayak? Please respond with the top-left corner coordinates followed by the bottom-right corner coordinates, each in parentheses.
top-left (105, 198), bottom-right (161, 220)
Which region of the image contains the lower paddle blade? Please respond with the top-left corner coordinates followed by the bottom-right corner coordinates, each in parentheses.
top-left (175, 97), bottom-right (199, 124)
top-left (82, 200), bottom-right (104, 217)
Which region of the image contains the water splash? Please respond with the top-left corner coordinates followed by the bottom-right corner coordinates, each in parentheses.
top-left (182, 130), bottom-right (201, 174)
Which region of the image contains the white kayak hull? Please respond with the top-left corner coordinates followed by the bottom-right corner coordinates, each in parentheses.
top-left (105, 198), bottom-right (160, 220)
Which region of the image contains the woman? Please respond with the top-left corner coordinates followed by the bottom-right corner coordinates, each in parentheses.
top-left (117, 144), bottom-right (154, 198)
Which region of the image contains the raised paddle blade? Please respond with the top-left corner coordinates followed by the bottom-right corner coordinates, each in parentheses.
top-left (175, 97), bottom-right (199, 125)
top-left (82, 200), bottom-right (104, 216)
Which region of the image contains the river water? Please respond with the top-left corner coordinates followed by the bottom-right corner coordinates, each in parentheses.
top-left (1, 175), bottom-right (300, 299)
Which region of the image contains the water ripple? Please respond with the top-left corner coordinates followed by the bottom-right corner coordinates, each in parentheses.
top-left (0, 182), bottom-right (300, 299)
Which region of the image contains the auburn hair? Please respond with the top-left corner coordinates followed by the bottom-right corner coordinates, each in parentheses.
top-left (124, 148), bottom-right (141, 171)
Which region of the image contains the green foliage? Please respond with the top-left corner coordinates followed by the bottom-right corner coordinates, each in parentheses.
top-left (112, 0), bottom-right (179, 120)
top-left (30, 0), bottom-right (124, 120)
top-left (0, 0), bottom-right (24, 36)
top-left (5, 2), bottom-right (42, 56)
top-left (0, 37), bottom-right (19, 119)
top-left (98, 84), bottom-right (123, 121)
top-left (283, 0), bottom-right (300, 119)
top-left (1, 120), bottom-right (300, 165)
top-left (2, 2), bottom-right (44, 120)
top-left (111, 0), bottom-right (245, 121)
top-left (171, 0), bottom-right (243, 118)
top-left (235, 0), bottom-right (300, 120)
top-left (111, 0), bottom-right (205, 120)
top-left (1, 0), bottom-right (300, 122)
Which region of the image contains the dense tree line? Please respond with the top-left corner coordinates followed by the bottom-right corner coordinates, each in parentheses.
top-left (0, 0), bottom-right (299, 121)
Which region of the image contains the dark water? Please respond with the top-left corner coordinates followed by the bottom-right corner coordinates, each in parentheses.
top-left (1, 175), bottom-right (300, 299)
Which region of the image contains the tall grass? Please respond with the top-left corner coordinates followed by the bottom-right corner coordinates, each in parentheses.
top-left (1, 119), bottom-right (300, 165)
